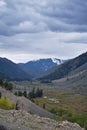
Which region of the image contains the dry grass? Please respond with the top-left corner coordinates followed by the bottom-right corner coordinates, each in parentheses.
top-left (34, 88), bottom-right (87, 114)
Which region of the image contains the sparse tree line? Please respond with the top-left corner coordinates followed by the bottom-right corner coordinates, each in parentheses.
top-left (0, 78), bottom-right (13, 91)
top-left (14, 88), bottom-right (43, 99)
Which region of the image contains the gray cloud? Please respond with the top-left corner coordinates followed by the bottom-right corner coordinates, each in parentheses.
top-left (0, 31), bottom-right (87, 62)
top-left (0, 0), bottom-right (87, 62)
top-left (0, 0), bottom-right (87, 36)
top-left (37, 0), bottom-right (87, 32)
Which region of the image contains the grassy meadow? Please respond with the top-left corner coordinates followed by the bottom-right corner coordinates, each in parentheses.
top-left (33, 87), bottom-right (87, 129)
top-left (13, 81), bottom-right (87, 129)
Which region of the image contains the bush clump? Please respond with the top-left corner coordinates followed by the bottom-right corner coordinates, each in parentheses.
top-left (0, 97), bottom-right (14, 110)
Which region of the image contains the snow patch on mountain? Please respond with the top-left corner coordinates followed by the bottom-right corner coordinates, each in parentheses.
top-left (18, 58), bottom-right (66, 78)
top-left (52, 58), bottom-right (64, 65)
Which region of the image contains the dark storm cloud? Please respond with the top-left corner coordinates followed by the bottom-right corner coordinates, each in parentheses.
top-left (0, 0), bottom-right (87, 36)
top-left (38, 0), bottom-right (87, 24)
top-left (37, 0), bottom-right (87, 32)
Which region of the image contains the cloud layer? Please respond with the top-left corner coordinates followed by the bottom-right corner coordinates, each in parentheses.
top-left (0, 0), bottom-right (87, 35)
top-left (0, 0), bottom-right (87, 62)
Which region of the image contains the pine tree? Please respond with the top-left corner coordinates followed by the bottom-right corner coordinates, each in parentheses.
top-left (0, 92), bottom-right (2, 98)
top-left (23, 91), bottom-right (27, 98)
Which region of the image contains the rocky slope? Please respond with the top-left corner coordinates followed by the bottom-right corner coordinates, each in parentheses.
top-left (0, 87), bottom-right (53, 117)
top-left (0, 109), bottom-right (84, 130)
top-left (0, 87), bottom-right (85, 130)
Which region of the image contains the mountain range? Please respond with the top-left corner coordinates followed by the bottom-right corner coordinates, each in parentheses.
top-left (39, 52), bottom-right (87, 82)
top-left (0, 58), bottom-right (31, 80)
top-left (0, 52), bottom-right (87, 81)
top-left (18, 58), bottom-right (65, 78)
top-left (0, 57), bottom-right (64, 80)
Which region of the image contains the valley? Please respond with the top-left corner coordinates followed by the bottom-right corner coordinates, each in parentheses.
top-left (12, 80), bottom-right (87, 113)
top-left (0, 52), bottom-right (87, 130)
top-left (12, 79), bottom-right (87, 129)
top-left (0, 0), bottom-right (87, 129)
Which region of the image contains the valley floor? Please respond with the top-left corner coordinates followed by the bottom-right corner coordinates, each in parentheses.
top-left (12, 81), bottom-right (87, 129)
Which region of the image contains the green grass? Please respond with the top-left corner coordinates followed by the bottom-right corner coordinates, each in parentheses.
top-left (0, 97), bottom-right (14, 110)
top-left (34, 89), bottom-right (87, 113)
top-left (13, 81), bottom-right (87, 129)
top-left (49, 107), bottom-right (87, 130)
top-left (33, 87), bottom-right (87, 130)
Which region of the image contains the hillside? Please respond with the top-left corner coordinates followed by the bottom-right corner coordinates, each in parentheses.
top-left (18, 58), bottom-right (65, 78)
top-left (0, 58), bottom-right (31, 80)
top-left (39, 52), bottom-right (87, 81)
top-left (0, 87), bottom-right (84, 130)
top-left (0, 87), bottom-right (54, 117)
top-left (50, 62), bottom-right (87, 96)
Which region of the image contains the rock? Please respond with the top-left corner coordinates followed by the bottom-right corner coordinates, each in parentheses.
top-left (0, 109), bottom-right (84, 130)
top-left (0, 125), bottom-right (7, 130)
top-left (56, 120), bottom-right (84, 130)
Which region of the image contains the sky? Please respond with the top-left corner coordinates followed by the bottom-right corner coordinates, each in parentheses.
top-left (0, 0), bottom-right (87, 63)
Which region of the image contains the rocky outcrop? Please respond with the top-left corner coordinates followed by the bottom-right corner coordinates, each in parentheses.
top-left (0, 109), bottom-right (84, 130)
top-left (57, 121), bottom-right (84, 130)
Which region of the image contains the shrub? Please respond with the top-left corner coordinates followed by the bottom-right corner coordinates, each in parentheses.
top-left (69, 114), bottom-right (87, 129)
top-left (0, 97), bottom-right (14, 110)
top-left (49, 108), bottom-right (87, 130)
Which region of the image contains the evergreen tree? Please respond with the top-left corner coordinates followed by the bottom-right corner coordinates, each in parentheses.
top-left (28, 88), bottom-right (35, 99)
top-left (0, 78), bottom-right (3, 86)
top-left (23, 91), bottom-right (27, 98)
top-left (28, 88), bottom-right (43, 99)
top-left (15, 101), bottom-right (20, 110)
top-left (4, 81), bottom-right (13, 91)
top-left (14, 91), bottom-right (18, 96)
top-left (36, 88), bottom-right (43, 97)
top-left (18, 91), bottom-right (23, 96)
top-left (0, 92), bottom-right (2, 98)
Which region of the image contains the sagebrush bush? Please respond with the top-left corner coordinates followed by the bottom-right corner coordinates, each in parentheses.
top-left (0, 97), bottom-right (14, 110)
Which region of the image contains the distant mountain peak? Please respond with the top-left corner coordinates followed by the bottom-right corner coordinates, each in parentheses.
top-left (39, 52), bottom-right (87, 81)
top-left (18, 58), bottom-right (66, 78)
top-left (26, 58), bottom-right (64, 64)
